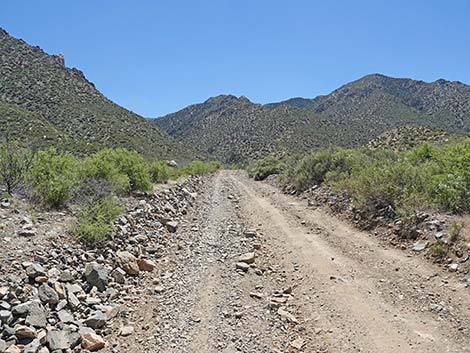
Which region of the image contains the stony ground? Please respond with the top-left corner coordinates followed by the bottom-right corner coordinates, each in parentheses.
top-left (112, 171), bottom-right (470, 353)
top-left (1, 171), bottom-right (469, 353)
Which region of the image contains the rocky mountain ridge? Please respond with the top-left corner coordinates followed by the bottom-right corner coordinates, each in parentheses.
top-left (155, 74), bottom-right (470, 163)
top-left (0, 28), bottom-right (194, 160)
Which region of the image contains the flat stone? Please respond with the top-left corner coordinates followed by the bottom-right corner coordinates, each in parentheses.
top-left (84, 311), bottom-right (107, 329)
top-left (34, 276), bottom-right (48, 283)
top-left (25, 301), bottom-right (47, 328)
top-left (412, 242), bottom-right (427, 252)
top-left (236, 262), bottom-right (250, 272)
top-left (47, 330), bottom-right (70, 351)
top-left (38, 284), bottom-right (59, 305)
top-left (68, 292), bottom-right (80, 309)
top-left (16, 229), bottom-right (36, 237)
top-left (238, 252), bottom-right (256, 264)
top-left (111, 268), bottom-right (126, 284)
top-left (66, 283), bottom-right (82, 294)
top-left (277, 308), bottom-right (298, 323)
top-left (59, 270), bottom-right (74, 282)
top-left (249, 292), bottom-right (263, 299)
top-left (0, 301), bottom-right (10, 310)
top-left (15, 325), bottom-right (37, 338)
top-left (119, 325), bottom-right (134, 336)
top-left (53, 282), bottom-right (66, 300)
top-left (0, 310), bottom-right (11, 323)
top-left (137, 258), bottom-right (155, 272)
top-left (12, 301), bottom-right (31, 316)
top-left (26, 264), bottom-right (45, 279)
top-left (57, 310), bottom-right (74, 323)
top-left (80, 327), bottom-right (106, 351)
top-left (116, 251), bottom-right (139, 276)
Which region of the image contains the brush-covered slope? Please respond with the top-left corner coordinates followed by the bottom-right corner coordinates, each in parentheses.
top-left (0, 28), bottom-right (193, 159)
top-left (155, 74), bottom-right (470, 163)
top-left (367, 125), bottom-right (453, 151)
top-left (154, 95), bottom-right (339, 163)
top-left (272, 74), bottom-right (470, 132)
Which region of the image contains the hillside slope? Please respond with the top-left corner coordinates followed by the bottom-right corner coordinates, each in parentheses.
top-left (155, 74), bottom-right (470, 163)
top-left (155, 95), bottom-right (341, 163)
top-left (272, 74), bottom-right (470, 132)
top-left (0, 28), bottom-right (193, 159)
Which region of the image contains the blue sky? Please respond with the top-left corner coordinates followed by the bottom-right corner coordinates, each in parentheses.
top-left (1, 0), bottom-right (469, 117)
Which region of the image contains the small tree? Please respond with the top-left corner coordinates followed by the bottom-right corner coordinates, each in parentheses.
top-left (0, 142), bottom-right (35, 194)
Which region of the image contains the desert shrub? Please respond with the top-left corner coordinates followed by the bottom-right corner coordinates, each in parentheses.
top-left (294, 148), bottom-right (367, 191)
top-left (429, 240), bottom-right (448, 258)
top-left (28, 148), bottom-right (78, 207)
top-left (345, 160), bottom-right (431, 213)
top-left (449, 220), bottom-right (464, 243)
top-left (248, 156), bottom-right (286, 181)
top-left (150, 161), bottom-right (173, 183)
top-left (71, 178), bottom-right (114, 207)
top-left (80, 148), bottom-right (152, 193)
top-left (406, 143), bottom-right (436, 164)
top-left (181, 161), bottom-right (221, 176)
top-left (284, 138), bottom-right (470, 215)
top-left (0, 143), bottom-right (35, 194)
top-left (73, 196), bottom-right (123, 244)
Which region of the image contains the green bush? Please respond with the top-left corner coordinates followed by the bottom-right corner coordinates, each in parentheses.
top-left (429, 240), bottom-right (448, 258)
top-left (283, 138), bottom-right (470, 215)
top-left (293, 148), bottom-right (368, 191)
top-left (73, 196), bottom-right (123, 244)
top-left (80, 148), bottom-right (152, 193)
top-left (248, 156), bottom-right (286, 181)
top-left (150, 161), bottom-right (173, 183)
top-left (449, 220), bottom-right (464, 243)
top-left (28, 148), bottom-right (78, 207)
top-left (180, 161), bottom-right (221, 176)
top-left (0, 143), bottom-right (35, 194)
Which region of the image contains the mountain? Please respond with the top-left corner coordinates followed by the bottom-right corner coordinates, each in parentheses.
top-left (0, 28), bottom-right (194, 159)
top-left (154, 95), bottom-right (338, 163)
top-left (154, 74), bottom-right (470, 163)
top-left (271, 74), bottom-right (470, 133)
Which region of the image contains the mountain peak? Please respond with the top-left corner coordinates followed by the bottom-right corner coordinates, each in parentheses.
top-left (0, 27), bottom-right (9, 38)
top-left (0, 25), bottom-right (193, 159)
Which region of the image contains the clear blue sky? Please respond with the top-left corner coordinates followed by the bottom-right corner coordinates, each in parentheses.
top-left (1, 0), bottom-right (469, 117)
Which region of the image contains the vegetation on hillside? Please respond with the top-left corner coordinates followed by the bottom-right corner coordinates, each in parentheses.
top-left (0, 27), bottom-right (194, 160)
top-left (0, 143), bottom-right (220, 244)
top-left (250, 139), bottom-right (470, 216)
top-left (155, 74), bottom-right (470, 164)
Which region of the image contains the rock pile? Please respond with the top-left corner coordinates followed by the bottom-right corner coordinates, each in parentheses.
top-left (0, 177), bottom-right (203, 352)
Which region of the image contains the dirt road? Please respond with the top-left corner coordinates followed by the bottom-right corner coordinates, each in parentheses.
top-left (116, 171), bottom-right (470, 353)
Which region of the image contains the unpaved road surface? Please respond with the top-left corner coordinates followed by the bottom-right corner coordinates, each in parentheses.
top-left (114, 171), bottom-right (470, 353)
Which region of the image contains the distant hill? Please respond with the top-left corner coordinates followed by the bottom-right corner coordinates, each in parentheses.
top-left (154, 74), bottom-right (470, 163)
top-left (0, 28), bottom-right (194, 159)
top-left (154, 95), bottom-right (336, 163)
